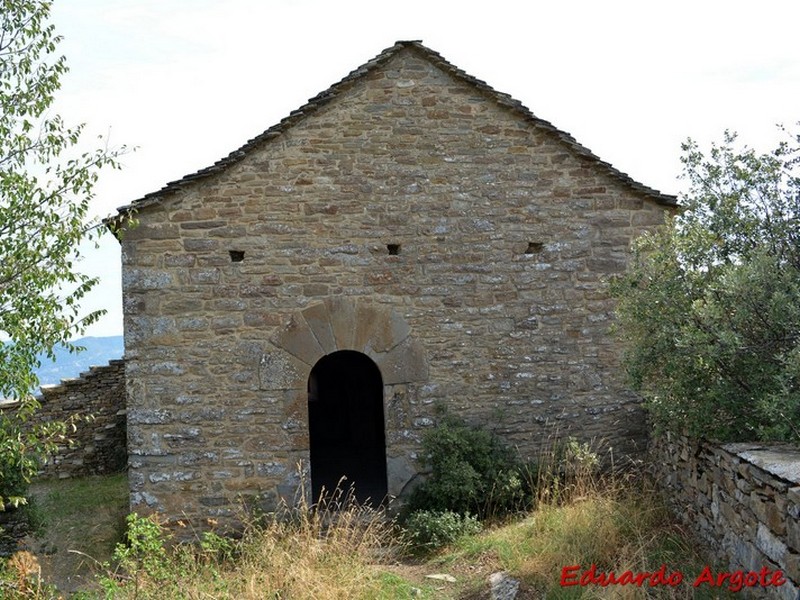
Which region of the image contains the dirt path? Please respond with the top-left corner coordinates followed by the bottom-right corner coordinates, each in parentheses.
top-left (23, 475), bottom-right (128, 593)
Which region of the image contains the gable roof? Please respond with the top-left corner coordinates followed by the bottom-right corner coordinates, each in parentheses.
top-left (108, 40), bottom-right (677, 228)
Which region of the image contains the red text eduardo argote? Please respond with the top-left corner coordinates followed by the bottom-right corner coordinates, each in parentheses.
top-left (560, 564), bottom-right (787, 593)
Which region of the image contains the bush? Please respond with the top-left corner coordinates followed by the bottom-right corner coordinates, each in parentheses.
top-left (612, 130), bottom-right (800, 443)
top-left (406, 414), bottom-right (528, 519)
top-left (99, 513), bottom-right (175, 597)
top-left (402, 510), bottom-right (482, 553)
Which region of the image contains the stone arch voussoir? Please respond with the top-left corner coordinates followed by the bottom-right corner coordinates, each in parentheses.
top-left (268, 298), bottom-right (428, 389)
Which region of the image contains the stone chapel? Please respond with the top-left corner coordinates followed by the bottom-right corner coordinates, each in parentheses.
top-left (110, 41), bottom-right (677, 525)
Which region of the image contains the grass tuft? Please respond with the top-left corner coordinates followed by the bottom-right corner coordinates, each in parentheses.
top-left (98, 486), bottom-right (402, 599)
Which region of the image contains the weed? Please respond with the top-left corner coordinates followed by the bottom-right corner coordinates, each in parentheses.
top-left (93, 479), bottom-right (402, 599)
top-left (0, 550), bottom-right (62, 600)
top-left (3, 457), bottom-right (739, 600)
top-left (99, 512), bottom-right (173, 596)
top-left (198, 530), bottom-right (236, 563)
top-left (402, 510), bottom-right (482, 553)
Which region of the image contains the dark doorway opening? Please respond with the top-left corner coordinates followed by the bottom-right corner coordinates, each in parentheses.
top-left (307, 351), bottom-right (388, 505)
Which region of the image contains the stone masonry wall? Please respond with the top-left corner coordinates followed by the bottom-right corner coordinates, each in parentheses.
top-left (32, 359), bottom-right (127, 478)
top-left (120, 45), bottom-right (673, 526)
top-left (651, 433), bottom-right (800, 599)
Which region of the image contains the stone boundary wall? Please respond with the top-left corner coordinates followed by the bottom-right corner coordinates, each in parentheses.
top-left (651, 433), bottom-right (800, 599)
top-left (31, 359), bottom-right (127, 478)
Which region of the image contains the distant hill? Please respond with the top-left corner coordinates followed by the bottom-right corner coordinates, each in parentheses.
top-left (34, 335), bottom-right (124, 387)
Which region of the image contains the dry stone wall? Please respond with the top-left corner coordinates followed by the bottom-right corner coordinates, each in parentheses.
top-left (120, 45), bottom-right (672, 526)
top-left (651, 433), bottom-right (800, 599)
top-left (32, 359), bottom-right (127, 478)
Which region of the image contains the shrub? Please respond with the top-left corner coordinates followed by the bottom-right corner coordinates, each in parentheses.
top-left (402, 510), bottom-right (482, 553)
top-left (612, 130), bottom-right (800, 443)
top-left (406, 414), bottom-right (528, 519)
top-left (99, 513), bottom-right (175, 597)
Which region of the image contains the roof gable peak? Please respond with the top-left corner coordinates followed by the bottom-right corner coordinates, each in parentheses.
top-left (108, 40), bottom-right (676, 227)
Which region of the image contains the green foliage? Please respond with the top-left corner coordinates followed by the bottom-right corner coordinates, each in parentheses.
top-left (114, 513), bottom-right (171, 582)
top-left (0, 0), bottom-right (124, 508)
top-left (612, 130), bottom-right (800, 442)
top-left (406, 414), bottom-right (528, 519)
top-left (0, 411), bottom-right (74, 510)
top-left (198, 530), bottom-right (236, 564)
top-left (402, 510), bottom-right (482, 553)
top-left (99, 513), bottom-right (173, 597)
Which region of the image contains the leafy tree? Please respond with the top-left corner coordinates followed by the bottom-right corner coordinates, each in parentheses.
top-left (0, 0), bottom-right (122, 508)
top-left (612, 130), bottom-right (800, 443)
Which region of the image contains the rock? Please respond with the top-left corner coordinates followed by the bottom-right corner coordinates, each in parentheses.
top-left (489, 571), bottom-right (520, 600)
top-left (425, 573), bottom-right (457, 583)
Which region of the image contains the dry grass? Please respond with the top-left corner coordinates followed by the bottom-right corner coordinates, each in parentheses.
top-left (404, 437), bottom-right (737, 599)
top-left (0, 449), bottom-right (736, 599)
top-left (100, 488), bottom-right (404, 600)
top-left (432, 470), bottom-right (737, 599)
top-left (219, 499), bottom-right (396, 599)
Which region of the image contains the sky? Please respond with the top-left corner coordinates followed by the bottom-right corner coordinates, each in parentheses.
top-left (45, 0), bottom-right (800, 339)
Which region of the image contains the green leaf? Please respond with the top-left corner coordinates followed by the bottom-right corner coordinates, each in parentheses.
top-left (612, 128), bottom-right (800, 443)
top-left (0, 0), bottom-right (126, 509)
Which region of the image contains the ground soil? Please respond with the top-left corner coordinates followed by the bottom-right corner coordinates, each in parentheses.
top-left (23, 476), bottom-right (128, 594)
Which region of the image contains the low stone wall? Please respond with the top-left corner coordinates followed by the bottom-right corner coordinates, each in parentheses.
top-left (33, 359), bottom-right (127, 478)
top-left (651, 433), bottom-right (800, 599)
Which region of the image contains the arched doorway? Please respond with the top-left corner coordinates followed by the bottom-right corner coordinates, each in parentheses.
top-left (307, 350), bottom-right (388, 505)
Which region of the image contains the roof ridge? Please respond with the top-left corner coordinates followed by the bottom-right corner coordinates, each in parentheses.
top-left (107, 40), bottom-right (676, 225)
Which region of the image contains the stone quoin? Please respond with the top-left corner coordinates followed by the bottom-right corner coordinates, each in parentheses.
top-left (107, 41), bottom-right (677, 527)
